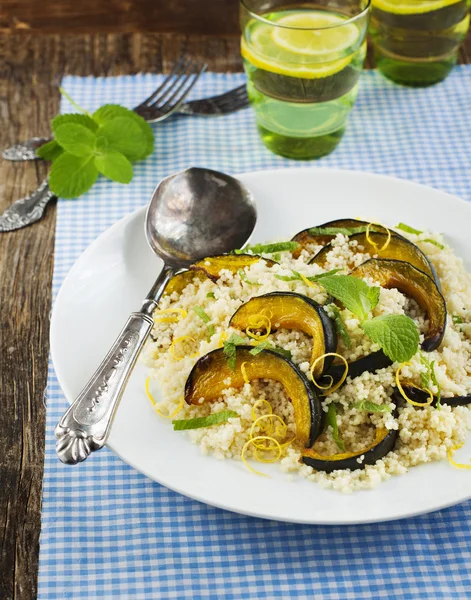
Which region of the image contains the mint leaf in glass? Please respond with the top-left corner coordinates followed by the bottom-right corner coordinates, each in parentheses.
top-left (361, 314), bottom-right (419, 363)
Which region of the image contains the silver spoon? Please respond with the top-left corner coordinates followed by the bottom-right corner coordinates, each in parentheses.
top-left (55, 167), bottom-right (257, 465)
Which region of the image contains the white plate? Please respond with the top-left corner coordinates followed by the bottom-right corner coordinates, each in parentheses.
top-left (51, 167), bottom-right (471, 524)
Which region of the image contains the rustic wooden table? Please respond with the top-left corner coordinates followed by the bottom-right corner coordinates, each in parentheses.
top-left (1, 23), bottom-right (470, 600)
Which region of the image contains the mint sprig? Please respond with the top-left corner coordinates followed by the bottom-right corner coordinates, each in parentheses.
top-left (37, 90), bottom-right (154, 199)
top-left (318, 273), bottom-right (419, 363)
top-left (172, 410), bottom-right (238, 431)
top-left (223, 334), bottom-right (247, 370)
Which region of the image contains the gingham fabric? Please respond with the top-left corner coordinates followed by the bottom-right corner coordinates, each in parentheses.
top-left (39, 70), bottom-right (471, 599)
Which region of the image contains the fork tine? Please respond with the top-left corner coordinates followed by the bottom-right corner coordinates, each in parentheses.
top-left (134, 55), bottom-right (189, 110)
top-left (157, 61), bottom-right (207, 114)
top-left (145, 57), bottom-right (196, 110)
top-left (206, 85), bottom-right (247, 103)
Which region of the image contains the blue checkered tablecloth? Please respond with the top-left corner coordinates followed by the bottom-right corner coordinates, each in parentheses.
top-left (39, 69), bottom-right (471, 599)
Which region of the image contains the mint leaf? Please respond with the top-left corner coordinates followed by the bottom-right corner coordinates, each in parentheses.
top-left (354, 400), bottom-right (392, 413)
top-left (361, 314), bottom-right (419, 363)
top-left (319, 275), bottom-right (373, 321)
top-left (274, 268), bottom-right (340, 283)
top-left (430, 360), bottom-right (441, 410)
top-left (309, 226), bottom-right (367, 236)
top-left (49, 153), bottom-right (98, 199)
top-left (420, 353), bottom-right (432, 388)
top-left (36, 140), bottom-right (63, 162)
top-left (368, 286), bottom-right (381, 311)
top-left (235, 241), bottom-right (299, 255)
top-left (98, 117), bottom-right (150, 161)
top-left (327, 304), bottom-right (351, 349)
top-left (326, 404), bottom-right (344, 451)
top-left (94, 149), bottom-right (133, 184)
top-left (54, 124), bottom-right (96, 157)
top-left (193, 305), bottom-right (211, 324)
top-left (93, 104), bottom-right (154, 157)
top-left (396, 222), bottom-right (422, 235)
top-left (206, 292), bottom-right (216, 299)
top-left (223, 333), bottom-right (246, 370)
top-left (423, 238), bottom-right (445, 250)
top-left (51, 113), bottom-right (98, 133)
top-left (173, 410), bottom-right (238, 431)
top-left (249, 341), bottom-right (292, 360)
top-left (453, 315), bottom-right (464, 325)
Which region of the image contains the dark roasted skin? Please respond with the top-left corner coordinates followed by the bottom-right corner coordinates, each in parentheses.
top-left (229, 292), bottom-right (337, 378)
top-left (185, 347), bottom-right (324, 447)
top-left (393, 386), bottom-right (471, 407)
top-left (351, 258), bottom-right (447, 352)
top-left (302, 406), bottom-right (398, 472)
top-left (310, 231), bottom-right (439, 285)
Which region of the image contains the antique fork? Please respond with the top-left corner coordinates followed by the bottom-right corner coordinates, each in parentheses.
top-left (0, 62), bottom-right (248, 232)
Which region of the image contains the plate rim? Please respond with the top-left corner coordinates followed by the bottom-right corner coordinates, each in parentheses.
top-left (50, 166), bottom-right (471, 525)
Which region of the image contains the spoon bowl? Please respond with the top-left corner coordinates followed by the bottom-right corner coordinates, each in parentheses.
top-left (146, 167), bottom-right (256, 268)
top-left (55, 167), bottom-right (257, 465)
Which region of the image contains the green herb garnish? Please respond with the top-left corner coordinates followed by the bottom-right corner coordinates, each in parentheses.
top-left (206, 292), bottom-right (216, 299)
top-left (193, 305), bottom-right (211, 324)
top-left (249, 341), bottom-right (292, 360)
top-left (423, 239), bottom-right (445, 250)
top-left (308, 226), bottom-right (367, 236)
top-left (327, 304), bottom-right (351, 349)
top-left (318, 274), bottom-right (419, 362)
top-left (420, 353), bottom-right (432, 389)
top-left (361, 314), bottom-right (420, 363)
top-left (238, 268), bottom-right (261, 286)
top-left (430, 361), bottom-right (441, 410)
top-left (274, 268), bottom-right (340, 283)
top-left (326, 404), bottom-right (344, 451)
top-left (223, 333), bottom-right (247, 370)
top-left (453, 315), bottom-right (464, 325)
top-left (354, 400), bottom-right (392, 413)
top-left (38, 89), bottom-right (154, 199)
top-left (172, 410), bottom-right (238, 431)
top-left (396, 222), bottom-right (422, 235)
top-left (235, 241), bottom-right (300, 255)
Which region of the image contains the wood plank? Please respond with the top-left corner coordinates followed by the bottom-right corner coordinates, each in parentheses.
top-left (0, 0), bottom-right (239, 35)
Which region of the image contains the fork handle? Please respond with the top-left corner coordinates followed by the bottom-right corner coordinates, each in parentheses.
top-left (0, 180), bottom-right (56, 232)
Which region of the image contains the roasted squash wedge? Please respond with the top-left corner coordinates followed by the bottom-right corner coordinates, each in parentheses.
top-left (310, 231), bottom-right (439, 284)
top-left (393, 385), bottom-right (471, 407)
top-left (291, 219), bottom-right (401, 258)
top-left (351, 259), bottom-right (447, 351)
top-left (326, 350), bottom-right (393, 384)
top-left (302, 421), bottom-right (398, 472)
top-left (164, 270), bottom-right (207, 296)
top-left (229, 292), bottom-right (337, 378)
top-left (185, 346), bottom-right (323, 447)
top-left (190, 254), bottom-right (275, 282)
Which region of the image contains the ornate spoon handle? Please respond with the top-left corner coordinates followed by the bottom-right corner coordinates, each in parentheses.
top-left (55, 266), bottom-right (174, 464)
top-left (0, 179), bottom-right (56, 232)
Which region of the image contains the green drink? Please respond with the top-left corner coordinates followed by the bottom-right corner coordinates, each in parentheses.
top-left (240, 1), bottom-right (370, 160)
top-left (370, 0), bottom-right (470, 86)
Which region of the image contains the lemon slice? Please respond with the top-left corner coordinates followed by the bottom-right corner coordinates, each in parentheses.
top-left (372, 0), bottom-right (462, 15)
top-left (242, 10), bottom-right (363, 80)
top-left (272, 13), bottom-right (360, 56)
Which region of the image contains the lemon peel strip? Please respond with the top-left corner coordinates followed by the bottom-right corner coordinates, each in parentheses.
top-left (154, 307), bottom-right (188, 324)
top-left (396, 362), bottom-right (434, 407)
top-left (310, 353), bottom-right (348, 395)
top-left (366, 222), bottom-right (392, 253)
top-left (242, 436), bottom-right (282, 477)
top-left (145, 376), bottom-right (184, 419)
top-left (448, 442), bottom-right (471, 470)
top-left (170, 335), bottom-right (199, 361)
top-left (246, 314), bottom-right (271, 341)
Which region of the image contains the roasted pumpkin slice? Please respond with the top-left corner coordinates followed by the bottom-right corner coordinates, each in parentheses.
top-left (291, 219), bottom-right (401, 258)
top-left (302, 424), bottom-right (398, 472)
top-left (393, 386), bottom-right (471, 407)
top-left (326, 350), bottom-right (392, 384)
top-left (190, 254), bottom-right (275, 282)
top-left (229, 292), bottom-right (337, 378)
top-left (164, 269), bottom-right (207, 296)
top-left (185, 346), bottom-right (323, 447)
top-left (310, 232), bottom-right (438, 284)
top-left (351, 259), bottom-right (447, 351)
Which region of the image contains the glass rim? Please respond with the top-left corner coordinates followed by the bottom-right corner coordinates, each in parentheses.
top-left (240, 0), bottom-right (371, 30)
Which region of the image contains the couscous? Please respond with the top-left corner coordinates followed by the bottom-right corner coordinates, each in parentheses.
top-left (143, 219), bottom-right (471, 493)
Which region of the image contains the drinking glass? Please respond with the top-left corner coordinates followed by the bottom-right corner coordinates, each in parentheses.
top-left (240, 0), bottom-right (370, 160)
top-left (370, 0), bottom-right (470, 87)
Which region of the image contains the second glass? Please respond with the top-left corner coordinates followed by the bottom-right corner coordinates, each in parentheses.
top-left (240, 0), bottom-right (370, 160)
